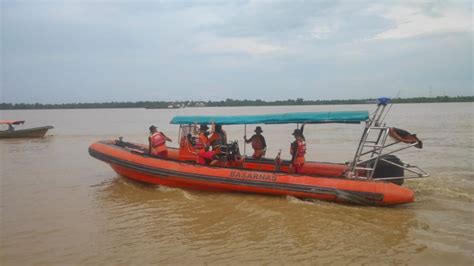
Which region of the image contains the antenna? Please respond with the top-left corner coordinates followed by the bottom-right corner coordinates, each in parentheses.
top-left (380, 90), bottom-right (400, 124)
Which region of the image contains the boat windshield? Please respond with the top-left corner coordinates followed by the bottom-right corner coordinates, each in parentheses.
top-left (178, 124), bottom-right (196, 145)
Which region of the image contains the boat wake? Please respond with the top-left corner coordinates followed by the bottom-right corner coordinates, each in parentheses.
top-left (410, 181), bottom-right (473, 202)
top-left (286, 195), bottom-right (314, 205)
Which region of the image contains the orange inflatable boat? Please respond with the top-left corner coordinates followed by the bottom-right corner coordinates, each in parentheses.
top-left (89, 99), bottom-right (428, 206)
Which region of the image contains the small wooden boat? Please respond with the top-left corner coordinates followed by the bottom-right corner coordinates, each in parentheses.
top-left (89, 98), bottom-right (429, 206)
top-left (0, 120), bottom-right (54, 138)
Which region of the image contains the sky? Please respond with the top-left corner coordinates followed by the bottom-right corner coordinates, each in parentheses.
top-left (1, 0), bottom-right (472, 104)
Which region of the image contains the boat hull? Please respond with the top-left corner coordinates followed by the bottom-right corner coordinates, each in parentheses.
top-left (0, 126), bottom-right (53, 138)
top-left (89, 140), bottom-right (415, 206)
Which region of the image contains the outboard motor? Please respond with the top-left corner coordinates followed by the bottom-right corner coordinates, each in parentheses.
top-left (219, 141), bottom-right (241, 162)
top-left (370, 155), bottom-right (404, 185)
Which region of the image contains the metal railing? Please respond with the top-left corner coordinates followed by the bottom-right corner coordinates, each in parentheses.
top-left (348, 98), bottom-right (429, 180)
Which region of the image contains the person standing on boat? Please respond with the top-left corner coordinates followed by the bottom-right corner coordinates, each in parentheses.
top-left (195, 124), bottom-right (215, 164)
top-left (209, 123), bottom-right (227, 155)
top-left (244, 126), bottom-right (267, 159)
top-left (290, 128), bottom-right (306, 173)
top-left (148, 125), bottom-right (172, 158)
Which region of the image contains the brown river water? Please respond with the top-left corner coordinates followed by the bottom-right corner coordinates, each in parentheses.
top-left (1, 103), bottom-right (473, 265)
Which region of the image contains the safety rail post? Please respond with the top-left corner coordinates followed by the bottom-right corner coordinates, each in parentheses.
top-left (367, 127), bottom-right (389, 179)
top-left (349, 97), bottom-right (391, 179)
top-left (244, 124), bottom-right (247, 156)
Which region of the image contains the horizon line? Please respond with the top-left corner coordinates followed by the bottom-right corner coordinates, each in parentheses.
top-left (2, 95), bottom-right (473, 105)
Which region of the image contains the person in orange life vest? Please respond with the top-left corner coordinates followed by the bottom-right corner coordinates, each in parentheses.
top-left (148, 125), bottom-right (172, 158)
top-left (209, 123), bottom-right (227, 155)
top-left (290, 128), bottom-right (306, 173)
top-left (244, 126), bottom-right (267, 159)
top-left (195, 124), bottom-right (215, 164)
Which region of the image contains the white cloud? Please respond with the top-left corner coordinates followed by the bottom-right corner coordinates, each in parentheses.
top-left (194, 33), bottom-right (285, 56)
top-left (311, 23), bottom-right (339, 40)
top-left (370, 3), bottom-right (472, 40)
top-left (2, 1), bottom-right (472, 102)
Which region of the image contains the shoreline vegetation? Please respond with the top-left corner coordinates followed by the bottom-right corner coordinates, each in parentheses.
top-left (1, 96), bottom-right (472, 110)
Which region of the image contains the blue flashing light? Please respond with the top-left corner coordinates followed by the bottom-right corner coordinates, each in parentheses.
top-left (377, 97), bottom-right (391, 106)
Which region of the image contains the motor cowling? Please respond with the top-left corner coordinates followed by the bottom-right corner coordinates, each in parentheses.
top-left (219, 141), bottom-right (241, 161)
top-left (371, 155), bottom-right (404, 185)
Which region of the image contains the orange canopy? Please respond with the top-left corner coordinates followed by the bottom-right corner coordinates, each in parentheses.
top-left (0, 120), bottom-right (25, 125)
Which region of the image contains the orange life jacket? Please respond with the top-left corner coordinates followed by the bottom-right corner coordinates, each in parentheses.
top-left (290, 139), bottom-right (306, 157)
top-left (149, 132), bottom-right (166, 154)
top-left (195, 133), bottom-right (209, 152)
top-left (251, 135), bottom-right (265, 150)
top-left (209, 132), bottom-right (225, 153)
top-left (297, 140), bottom-right (306, 157)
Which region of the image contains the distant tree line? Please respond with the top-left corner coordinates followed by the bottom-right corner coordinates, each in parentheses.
top-left (1, 96), bottom-right (472, 110)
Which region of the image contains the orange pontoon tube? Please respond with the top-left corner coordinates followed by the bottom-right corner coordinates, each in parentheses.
top-left (89, 98), bottom-right (429, 206)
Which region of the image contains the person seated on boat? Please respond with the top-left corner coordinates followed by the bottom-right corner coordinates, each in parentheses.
top-left (7, 124), bottom-right (14, 131)
top-left (209, 123), bottom-right (227, 155)
top-left (244, 126), bottom-right (266, 159)
top-left (197, 124), bottom-right (210, 149)
top-left (195, 124), bottom-right (215, 164)
top-left (148, 125), bottom-right (172, 158)
top-left (290, 128), bottom-right (306, 173)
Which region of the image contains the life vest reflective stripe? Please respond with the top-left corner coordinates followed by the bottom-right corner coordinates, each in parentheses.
top-left (150, 132), bottom-right (166, 148)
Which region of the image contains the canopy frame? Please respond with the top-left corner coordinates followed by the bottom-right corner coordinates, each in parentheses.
top-left (170, 111), bottom-right (369, 126)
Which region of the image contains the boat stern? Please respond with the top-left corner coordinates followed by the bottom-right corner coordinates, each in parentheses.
top-left (380, 182), bottom-right (415, 206)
